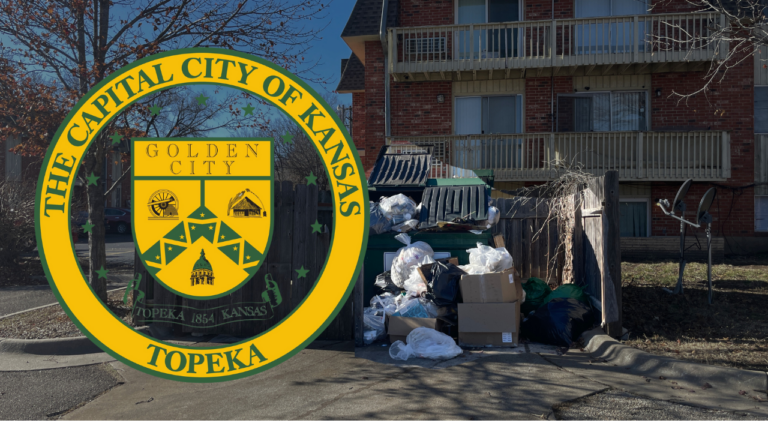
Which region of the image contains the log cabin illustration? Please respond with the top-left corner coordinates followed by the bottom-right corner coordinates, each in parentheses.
top-left (227, 189), bottom-right (267, 218)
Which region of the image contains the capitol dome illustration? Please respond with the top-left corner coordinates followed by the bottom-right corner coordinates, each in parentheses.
top-left (190, 249), bottom-right (215, 286)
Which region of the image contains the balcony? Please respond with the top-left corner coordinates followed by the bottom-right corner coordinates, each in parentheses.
top-left (386, 131), bottom-right (731, 182)
top-left (388, 12), bottom-right (727, 81)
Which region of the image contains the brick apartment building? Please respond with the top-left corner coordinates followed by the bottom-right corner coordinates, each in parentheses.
top-left (336, 0), bottom-right (768, 253)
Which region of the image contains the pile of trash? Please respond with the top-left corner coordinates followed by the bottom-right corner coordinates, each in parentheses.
top-left (370, 193), bottom-right (500, 235)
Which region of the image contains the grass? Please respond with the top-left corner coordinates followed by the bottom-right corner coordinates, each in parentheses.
top-left (622, 258), bottom-right (768, 372)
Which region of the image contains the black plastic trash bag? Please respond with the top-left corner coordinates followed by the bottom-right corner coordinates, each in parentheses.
top-left (520, 298), bottom-right (599, 347)
top-left (374, 271), bottom-right (401, 295)
top-left (369, 202), bottom-right (392, 235)
top-left (426, 261), bottom-right (465, 308)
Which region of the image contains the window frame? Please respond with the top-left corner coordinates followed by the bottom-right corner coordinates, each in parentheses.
top-left (619, 197), bottom-right (651, 237)
top-left (755, 196), bottom-right (768, 232)
top-left (453, 94), bottom-right (524, 134)
top-left (556, 90), bottom-right (650, 132)
top-left (574, 0), bottom-right (648, 18)
top-left (454, 0), bottom-right (523, 25)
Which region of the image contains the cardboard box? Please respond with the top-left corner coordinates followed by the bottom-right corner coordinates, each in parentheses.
top-left (458, 302), bottom-right (519, 347)
top-left (387, 316), bottom-right (438, 343)
top-left (459, 268), bottom-right (522, 303)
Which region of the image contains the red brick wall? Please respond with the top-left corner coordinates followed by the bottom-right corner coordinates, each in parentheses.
top-left (364, 41), bottom-right (387, 172)
top-left (391, 81), bottom-right (452, 136)
top-left (650, 0), bottom-right (698, 14)
top-left (525, 0), bottom-right (574, 21)
top-left (399, 0), bottom-right (453, 26)
top-left (352, 92), bottom-right (366, 152)
top-left (525, 76), bottom-right (573, 132)
top-left (650, 53), bottom-right (756, 237)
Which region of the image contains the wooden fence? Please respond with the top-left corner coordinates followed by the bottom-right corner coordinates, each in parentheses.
top-left (491, 197), bottom-right (561, 284)
top-left (133, 181), bottom-right (355, 341)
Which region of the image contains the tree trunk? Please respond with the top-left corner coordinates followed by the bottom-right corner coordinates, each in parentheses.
top-left (85, 141), bottom-right (108, 302)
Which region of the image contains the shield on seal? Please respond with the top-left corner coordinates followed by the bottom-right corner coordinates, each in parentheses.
top-left (131, 137), bottom-right (273, 299)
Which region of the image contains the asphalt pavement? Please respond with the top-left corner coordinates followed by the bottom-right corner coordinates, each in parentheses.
top-left (1, 234), bottom-right (135, 318)
top-left (0, 364), bottom-right (121, 420)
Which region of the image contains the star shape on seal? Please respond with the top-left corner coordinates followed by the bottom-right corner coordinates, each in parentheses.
top-left (86, 172), bottom-right (99, 186)
top-left (195, 94), bottom-right (209, 106)
top-left (82, 222), bottom-right (95, 233)
top-left (95, 266), bottom-right (109, 279)
top-left (305, 171), bottom-right (317, 186)
top-left (149, 104), bottom-right (162, 116)
top-left (295, 266), bottom-right (309, 279)
top-left (109, 132), bottom-right (123, 145)
top-left (311, 220), bottom-right (322, 234)
top-left (242, 104), bottom-right (255, 116)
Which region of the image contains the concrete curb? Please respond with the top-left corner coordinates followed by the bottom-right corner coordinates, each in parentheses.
top-left (0, 336), bottom-right (102, 355)
top-left (0, 327), bottom-right (150, 356)
top-left (0, 286), bottom-right (129, 320)
top-left (581, 329), bottom-right (768, 393)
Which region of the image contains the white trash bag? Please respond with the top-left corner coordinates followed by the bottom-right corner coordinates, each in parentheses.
top-left (389, 327), bottom-right (463, 361)
top-left (390, 233), bottom-right (434, 287)
top-left (363, 307), bottom-right (386, 344)
top-left (370, 292), bottom-right (400, 316)
top-left (466, 242), bottom-right (513, 273)
top-left (403, 266), bottom-right (429, 298)
top-left (392, 219), bottom-right (419, 233)
top-left (378, 194), bottom-right (417, 222)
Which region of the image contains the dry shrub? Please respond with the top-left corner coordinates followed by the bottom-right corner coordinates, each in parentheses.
top-left (0, 180), bottom-right (37, 267)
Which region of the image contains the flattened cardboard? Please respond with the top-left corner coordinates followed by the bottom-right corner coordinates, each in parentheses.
top-left (459, 268), bottom-right (521, 303)
top-left (458, 302), bottom-right (519, 347)
top-left (387, 316), bottom-right (438, 343)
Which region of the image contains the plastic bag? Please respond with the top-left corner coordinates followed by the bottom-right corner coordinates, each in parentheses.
top-left (466, 242), bottom-right (513, 273)
top-left (374, 271), bottom-right (401, 295)
top-left (521, 277), bottom-right (552, 315)
top-left (478, 206), bottom-right (501, 229)
top-left (369, 202), bottom-right (392, 235)
top-left (541, 284), bottom-right (589, 306)
top-left (427, 261), bottom-right (465, 308)
top-left (370, 292), bottom-right (399, 316)
top-left (458, 264), bottom-right (489, 275)
top-left (388, 327), bottom-right (463, 361)
top-left (403, 267), bottom-right (428, 298)
top-left (520, 298), bottom-right (598, 347)
top-left (392, 219), bottom-right (419, 233)
top-left (378, 194), bottom-right (417, 221)
top-left (363, 307), bottom-right (386, 344)
top-left (390, 233), bottom-right (434, 287)
top-left (392, 297), bottom-right (437, 318)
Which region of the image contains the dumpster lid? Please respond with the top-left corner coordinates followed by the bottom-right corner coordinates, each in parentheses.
top-left (368, 152), bottom-right (431, 187)
top-left (419, 185), bottom-right (489, 228)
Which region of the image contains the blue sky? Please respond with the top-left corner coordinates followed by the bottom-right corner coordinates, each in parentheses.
top-left (310, 0), bottom-right (355, 106)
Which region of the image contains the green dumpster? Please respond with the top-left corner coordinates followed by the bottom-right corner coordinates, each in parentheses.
top-left (363, 231), bottom-right (494, 304)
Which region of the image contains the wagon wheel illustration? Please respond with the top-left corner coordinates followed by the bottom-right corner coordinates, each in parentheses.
top-left (148, 190), bottom-right (179, 218)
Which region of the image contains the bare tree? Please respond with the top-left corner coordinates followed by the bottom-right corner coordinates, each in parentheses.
top-left (650, 0), bottom-right (768, 101)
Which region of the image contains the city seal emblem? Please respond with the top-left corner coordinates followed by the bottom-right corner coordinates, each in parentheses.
top-left (35, 48), bottom-right (368, 382)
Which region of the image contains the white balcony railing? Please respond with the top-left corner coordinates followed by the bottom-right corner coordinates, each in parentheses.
top-left (386, 131), bottom-right (730, 181)
top-left (389, 12), bottom-right (727, 78)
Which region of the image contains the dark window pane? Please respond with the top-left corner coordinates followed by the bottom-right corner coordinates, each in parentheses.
top-left (755, 87), bottom-right (768, 134)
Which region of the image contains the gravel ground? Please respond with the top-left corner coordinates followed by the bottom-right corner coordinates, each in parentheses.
top-left (553, 389), bottom-right (765, 420)
top-left (0, 289), bottom-right (134, 339)
top-left (0, 364), bottom-right (121, 420)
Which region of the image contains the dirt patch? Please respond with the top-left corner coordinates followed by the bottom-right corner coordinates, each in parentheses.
top-left (0, 289), bottom-right (136, 339)
top-left (622, 260), bottom-right (768, 372)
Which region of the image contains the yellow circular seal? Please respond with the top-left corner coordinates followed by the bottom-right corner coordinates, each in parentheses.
top-left (35, 49), bottom-right (369, 382)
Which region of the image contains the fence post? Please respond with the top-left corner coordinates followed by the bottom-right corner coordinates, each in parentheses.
top-left (637, 131), bottom-right (644, 179)
top-left (722, 131), bottom-right (731, 178)
top-left (603, 170), bottom-right (622, 338)
top-left (469, 24), bottom-right (474, 68)
top-left (550, 20), bottom-right (556, 66)
top-left (633, 15), bottom-right (639, 63)
top-left (389, 28), bottom-right (395, 73)
top-left (354, 267), bottom-right (365, 346)
top-left (549, 133), bottom-right (556, 178)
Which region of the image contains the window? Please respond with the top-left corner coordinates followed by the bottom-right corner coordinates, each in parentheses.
top-left (619, 199), bottom-right (649, 237)
top-left (557, 91), bottom-right (647, 132)
top-left (456, 0), bottom-right (521, 60)
top-left (755, 87), bottom-right (768, 134)
top-left (4, 137), bottom-right (21, 182)
top-left (105, 209), bottom-right (125, 216)
top-left (756, 196), bottom-right (768, 232)
top-left (454, 95), bottom-right (523, 176)
top-left (574, 0), bottom-right (648, 55)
